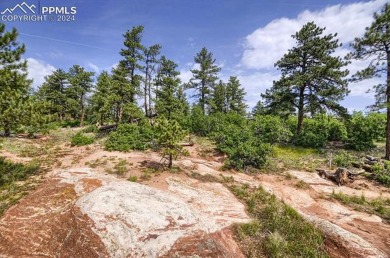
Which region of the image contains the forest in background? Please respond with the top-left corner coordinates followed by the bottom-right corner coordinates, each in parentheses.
top-left (0, 4), bottom-right (389, 179)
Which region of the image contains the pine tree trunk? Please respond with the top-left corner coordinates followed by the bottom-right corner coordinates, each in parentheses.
top-left (4, 126), bottom-right (10, 137)
top-left (144, 89), bottom-right (148, 116)
top-left (80, 106), bottom-right (85, 127)
top-left (118, 106), bottom-right (123, 124)
top-left (297, 86), bottom-right (305, 136)
top-left (148, 81), bottom-right (152, 116)
top-left (385, 51), bottom-right (390, 160)
top-left (80, 95), bottom-right (85, 127)
top-left (201, 79), bottom-right (206, 115)
top-left (144, 65), bottom-right (149, 116)
top-left (168, 153), bottom-right (173, 168)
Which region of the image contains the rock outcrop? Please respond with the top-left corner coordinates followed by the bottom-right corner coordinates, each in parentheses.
top-left (0, 168), bottom-right (250, 257)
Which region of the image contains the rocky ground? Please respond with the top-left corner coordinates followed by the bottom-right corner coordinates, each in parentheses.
top-left (0, 140), bottom-right (390, 257)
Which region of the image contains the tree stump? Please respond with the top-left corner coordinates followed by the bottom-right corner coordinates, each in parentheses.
top-left (316, 168), bottom-right (363, 186)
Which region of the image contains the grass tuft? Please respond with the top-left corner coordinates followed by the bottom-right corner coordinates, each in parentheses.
top-left (231, 184), bottom-right (328, 257)
top-left (331, 191), bottom-right (390, 223)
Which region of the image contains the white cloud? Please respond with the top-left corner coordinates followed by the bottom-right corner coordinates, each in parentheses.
top-left (26, 58), bottom-right (55, 88)
top-left (87, 62), bottom-right (100, 74)
top-left (238, 0), bottom-right (387, 110)
top-left (238, 72), bottom-right (279, 109)
top-left (179, 69), bottom-right (193, 84)
top-left (178, 63), bottom-right (199, 83)
top-left (241, 0), bottom-right (386, 70)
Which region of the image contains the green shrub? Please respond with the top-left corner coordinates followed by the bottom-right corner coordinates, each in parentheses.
top-left (61, 120), bottom-right (80, 128)
top-left (71, 132), bottom-right (94, 146)
top-left (328, 118), bottom-right (348, 142)
top-left (128, 175), bottom-right (138, 182)
top-left (347, 112), bottom-right (385, 151)
top-left (295, 115), bottom-right (333, 148)
top-left (189, 106), bottom-right (213, 136)
top-left (213, 124), bottom-right (272, 170)
top-left (0, 157), bottom-right (39, 187)
top-left (251, 115), bottom-right (292, 144)
top-left (372, 163), bottom-right (390, 187)
top-left (290, 115), bottom-right (347, 148)
top-left (82, 125), bottom-right (98, 133)
top-left (333, 151), bottom-right (356, 168)
top-left (105, 123), bottom-right (155, 152)
top-left (113, 159), bottom-right (127, 175)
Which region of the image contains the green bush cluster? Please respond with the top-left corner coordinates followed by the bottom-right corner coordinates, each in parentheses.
top-left (71, 132), bottom-right (94, 146)
top-left (251, 115), bottom-right (292, 144)
top-left (213, 123), bottom-right (272, 170)
top-left (105, 123), bottom-right (155, 152)
top-left (333, 151), bottom-right (356, 168)
top-left (372, 162), bottom-right (390, 187)
top-left (0, 157), bottom-right (39, 187)
top-left (82, 125), bottom-right (98, 133)
top-left (346, 112), bottom-right (386, 151)
top-left (293, 115), bottom-right (347, 148)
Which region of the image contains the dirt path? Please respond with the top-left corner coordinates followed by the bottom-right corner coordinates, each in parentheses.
top-left (1, 146), bottom-right (390, 257)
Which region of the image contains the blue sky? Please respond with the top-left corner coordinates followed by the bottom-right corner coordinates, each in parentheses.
top-left (1, 0), bottom-right (387, 112)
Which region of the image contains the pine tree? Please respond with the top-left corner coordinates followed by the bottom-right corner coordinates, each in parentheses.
top-left (155, 56), bottom-right (183, 120)
top-left (252, 100), bottom-right (267, 116)
top-left (177, 85), bottom-right (190, 116)
top-left (262, 22), bottom-right (349, 135)
top-left (348, 4), bottom-right (390, 159)
top-left (120, 26), bottom-right (144, 104)
top-left (0, 24), bottom-right (31, 136)
top-left (36, 69), bottom-right (69, 121)
top-left (226, 76), bottom-right (247, 115)
top-left (188, 47), bottom-right (221, 114)
top-left (143, 44), bottom-right (161, 116)
top-left (210, 80), bottom-right (227, 113)
top-left (156, 117), bottom-right (186, 168)
top-left (68, 65), bottom-right (94, 126)
top-left (111, 62), bottom-right (134, 123)
top-left (91, 71), bottom-right (113, 125)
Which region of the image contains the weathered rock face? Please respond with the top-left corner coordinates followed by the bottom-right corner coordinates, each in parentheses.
top-left (0, 178), bottom-right (108, 257)
top-left (0, 168), bottom-right (250, 257)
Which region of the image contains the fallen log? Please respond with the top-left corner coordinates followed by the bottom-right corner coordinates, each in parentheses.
top-left (316, 168), bottom-right (364, 186)
top-left (362, 164), bottom-right (373, 173)
top-left (365, 155), bottom-right (377, 162)
top-left (351, 162), bottom-right (363, 168)
top-left (364, 159), bottom-right (377, 166)
top-left (98, 124), bottom-right (118, 132)
top-left (179, 142), bottom-right (194, 147)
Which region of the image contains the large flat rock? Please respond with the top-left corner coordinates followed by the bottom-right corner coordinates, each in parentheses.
top-left (0, 168), bottom-right (250, 257)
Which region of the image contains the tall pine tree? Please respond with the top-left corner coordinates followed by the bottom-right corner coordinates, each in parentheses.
top-left (0, 24), bottom-right (31, 136)
top-left (111, 63), bottom-right (134, 123)
top-left (349, 4), bottom-right (390, 159)
top-left (91, 71), bottom-right (113, 125)
top-left (226, 76), bottom-right (247, 115)
top-left (188, 47), bottom-right (221, 114)
top-left (120, 26), bottom-right (144, 104)
top-left (210, 80), bottom-right (227, 113)
top-left (143, 44), bottom-right (161, 116)
top-left (36, 69), bottom-right (69, 121)
top-left (210, 77), bottom-right (247, 115)
top-left (262, 22), bottom-right (349, 135)
top-left (68, 65), bottom-right (94, 126)
top-left (155, 56), bottom-right (184, 120)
